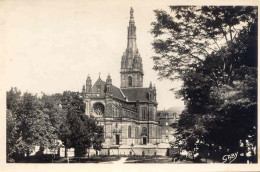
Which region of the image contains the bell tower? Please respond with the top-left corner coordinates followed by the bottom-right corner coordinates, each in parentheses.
top-left (120, 7), bottom-right (144, 88)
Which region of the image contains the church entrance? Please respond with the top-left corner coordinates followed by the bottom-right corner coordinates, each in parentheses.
top-left (143, 137), bottom-right (147, 145)
top-left (116, 135), bottom-right (120, 145)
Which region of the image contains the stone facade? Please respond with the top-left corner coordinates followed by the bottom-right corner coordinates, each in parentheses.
top-left (157, 111), bottom-right (179, 144)
top-left (81, 8), bottom-right (162, 147)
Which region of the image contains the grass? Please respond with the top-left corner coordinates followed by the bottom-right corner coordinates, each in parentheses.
top-left (14, 155), bottom-right (121, 163)
top-left (125, 155), bottom-right (173, 163)
top-left (52, 155), bottom-right (121, 163)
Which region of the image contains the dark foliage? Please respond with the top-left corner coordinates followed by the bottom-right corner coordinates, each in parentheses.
top-left (151, 6), bottom-right (257, 163)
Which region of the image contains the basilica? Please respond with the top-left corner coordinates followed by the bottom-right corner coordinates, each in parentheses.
top-left (81, 8), bottom-right (162, 147)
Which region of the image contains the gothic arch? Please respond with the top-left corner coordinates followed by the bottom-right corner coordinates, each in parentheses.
top-left (128, 76), bottom-right (132, 87)
top-left (141, 127), bottom-right (147, 136)
top-left (128, 126), bottom-right (131, 138)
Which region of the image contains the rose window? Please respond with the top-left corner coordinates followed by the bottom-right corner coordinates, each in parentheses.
top-left (93, 103), bottom-right (105, 115)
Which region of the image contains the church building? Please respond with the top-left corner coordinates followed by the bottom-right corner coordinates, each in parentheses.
top-left (82, 8), bottom-right (162, 147)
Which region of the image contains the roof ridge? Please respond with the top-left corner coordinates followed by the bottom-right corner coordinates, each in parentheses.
top-left (119, 88), bottom-right (126, 100)
top-left (121, 87), bottom-right (148, 89)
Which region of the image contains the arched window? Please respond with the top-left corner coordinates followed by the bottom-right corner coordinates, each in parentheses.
top-left (128, 76), bottom-right (132, 87)
top-left (128, 126), bottom-right (131, 138)
top-left (135, 127), bottom-right (139, 138)
top-left (141, 127), bottom-right (147, 135)
top-left (115, 108), bottom-right (118, 117)
top-left (142, 108), bottom-right (147, 119)
top-left (97, 86), bottom-right (101, 93)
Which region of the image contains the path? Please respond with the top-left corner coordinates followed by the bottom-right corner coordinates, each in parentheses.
top-left (111, 157), bottom-right (127, 164)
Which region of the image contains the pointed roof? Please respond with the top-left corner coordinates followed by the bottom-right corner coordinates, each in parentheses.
top-left (91, 78), bottom-right (153, 102)
top-left (91, 78), bottom-right (125, 100)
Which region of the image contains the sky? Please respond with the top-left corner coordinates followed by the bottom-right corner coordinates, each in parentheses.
top-left (1, 0), bottom-right (187, 110)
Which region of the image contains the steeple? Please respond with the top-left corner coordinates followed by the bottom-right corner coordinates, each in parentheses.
top-left (120, 8), bottom-right (143, 88)
top-left (127, 7), bottom-right (137, 52)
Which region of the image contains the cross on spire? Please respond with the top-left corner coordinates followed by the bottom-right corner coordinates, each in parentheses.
top-left (98, 72), bottom-right (101, 78)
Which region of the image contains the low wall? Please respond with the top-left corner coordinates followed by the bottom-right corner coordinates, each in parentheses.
top-left (40, 144), bottom-right (172, 157)
top-left (89, 147), bottom-right (169, 156)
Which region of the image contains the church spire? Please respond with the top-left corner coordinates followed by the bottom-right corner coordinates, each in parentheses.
top-left (120, 8), bottom-right (143, 88)
top-left (127, 7), bottom-right (137, 52)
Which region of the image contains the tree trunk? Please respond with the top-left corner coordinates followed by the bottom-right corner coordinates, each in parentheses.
top-left (65, 147), bottom-right (68, 158)
top-left (26, 149), bottom-right (30, 157)
top-left (58, 148), bottom-right (60, 157)
top-left (205, 149), bottom-right (208, 163)
top-left (243, 140), bottom-right (247, 163)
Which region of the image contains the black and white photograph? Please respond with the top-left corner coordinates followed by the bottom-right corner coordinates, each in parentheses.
top-left (1, 0), bottom-right (259, 171)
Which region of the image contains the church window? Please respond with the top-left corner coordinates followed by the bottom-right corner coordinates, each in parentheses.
top-left (135, 127), bottom-right (139, 138)
top-left (93, 103), bottom-right (105, 115)
top-left (128, 126), bottom-right (131, 138)
top-left (128, 76), bottom-right (132, 87)
top-left (142, 108), bottom-right (147, 119)
top-left (119, 110), bottom-right (122, 117)
top-left (97, 86), bottom-right (101, 93)
top-left (166, 122), bottom-right (168, 126)
top-left (115, 109), bottom-right (118, 117)
top-left (141, 127), bottom-right (147, 135)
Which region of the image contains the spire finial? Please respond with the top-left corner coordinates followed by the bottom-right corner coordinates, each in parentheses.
top-left (130, 7), bottom-right (134, 19)
top-left (98, 72), bottom-right (101, 78)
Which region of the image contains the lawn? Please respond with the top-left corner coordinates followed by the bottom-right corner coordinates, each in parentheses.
top-left (125, 155), bottom-right (174, 163)
top-left (59, 155), bottom-right (121, 163)
top-left (14, 155), bottom-right (121, 163)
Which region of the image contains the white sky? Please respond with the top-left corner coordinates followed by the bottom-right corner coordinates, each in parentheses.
top-left (1, 0), bottom-right (187, 110)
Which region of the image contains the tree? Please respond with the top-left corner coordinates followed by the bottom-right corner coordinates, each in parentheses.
top-left (151, 6), bottom-right (257, 162)
top-left (39, 93), bottom-right (66, 156)
top-left (6, 88), bottom-right (22, 162)
top-left (59, 91), bottom-right (104, 157)
top-left (151, 6), bottom-right (257, 81)
top-left (7, 88), bottom-right (63, 162)
top-left (91, 119), bottom-right (104, 155)
top-left (7, 88), bottom-right (104, 161)
top-left (18, 92), bottom-right (59, 157)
